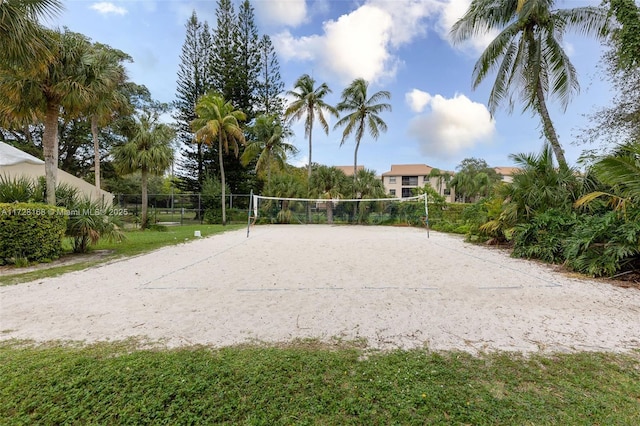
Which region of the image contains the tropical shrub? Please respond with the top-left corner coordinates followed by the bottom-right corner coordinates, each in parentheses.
top-left (511, 209), bottom-right (578, 263)
top-left (564, 210), bottom-right (640, 277)
top-left (0, 175), bottom-right (37, 202)
top-left (66, 198), bottom-right (125, 253)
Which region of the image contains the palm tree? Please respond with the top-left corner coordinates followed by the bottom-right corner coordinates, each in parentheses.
top-left (192, 93), bottom-right (246, 225)
top-left (85, 43), bottom-right (131, 193)
top-left (113, 112), bottom-right (175, 229)
top-left (450, 0), bottom-right (608, 169)
top-left (310, 165), bottom-right (348, 224)
top-left (0, 28), bottom-right (95, 204)
top-left (0, 0), bottom-right (62, 66)
top-left (241, 114), bottom-right (297, 189)
top-left (334, 78), bottom-right (391, 184)
top-left (284, 74), bottom-right (337, 185)
top-left (269, 173), bottom-right (305, 223)
top-left (450, 171), bottom-right (474, 203)
top-left (353, 168), bottom-right (386, 199)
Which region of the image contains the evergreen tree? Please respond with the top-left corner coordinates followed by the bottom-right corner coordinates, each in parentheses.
top-left (174, 11), bottom-right (214, 191)
top-left (210, 0), bottom-right (237, 103)
top-left (256, 34), bottom-right (285, 117)
top-left (231, 0), bottom-right (261, 121)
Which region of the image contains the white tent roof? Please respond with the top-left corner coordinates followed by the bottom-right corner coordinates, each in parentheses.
top-left (0, 141), bottom-right (45, 166)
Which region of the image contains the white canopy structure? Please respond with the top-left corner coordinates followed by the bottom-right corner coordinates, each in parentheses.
top-left (0, 142), bottom-right (113, 203)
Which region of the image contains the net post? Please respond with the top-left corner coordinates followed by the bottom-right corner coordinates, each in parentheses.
top-left (247, 190), bottom-right (253, 238)
top-left (424, 192), bottom-right (430, 238)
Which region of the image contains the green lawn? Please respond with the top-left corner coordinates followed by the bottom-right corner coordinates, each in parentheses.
top-left (1, 341), bottom-right (639, 424)
top-left (0, 224), bottom-right (244, 286)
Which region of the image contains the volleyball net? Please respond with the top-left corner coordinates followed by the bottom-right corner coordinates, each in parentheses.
top-left (246, 193), bottom-right (429, 236)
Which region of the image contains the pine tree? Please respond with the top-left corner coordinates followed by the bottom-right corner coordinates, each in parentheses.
top-left (231, 0), bottom-right (261, 121)
top-left (211, 0), bottom-right (237, 103)
top-left (174, 11), bottom-right (213, 191)
top-left (256, 34), bottom-right (285, 117)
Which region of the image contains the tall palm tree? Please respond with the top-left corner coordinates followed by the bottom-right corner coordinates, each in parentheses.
top-left (113, 112), bottom-right (175, 229)
top-left (0, 0), bottom-right (62, 66)
top-left (450, 0), bottom-right (608, 169)
top-left (192, 93), bottom-right (246, 225)
top-left (241, 114), bottom-right (297, 189)
top-left (0, 28), bottom-right (95, 204)
top-left (85, 43), bottom-right (131, 193)
top-left (284, 74), bottom-right (337, 185)
top-left (310, 165), bottom-right (348, 224)
top-left (334, 78), bottom-right (391, 184)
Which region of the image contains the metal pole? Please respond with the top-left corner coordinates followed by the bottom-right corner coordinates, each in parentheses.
top-left (424, 192), bottom-right (429, 238)
top-left (247, 190), bottom-right (253, 238)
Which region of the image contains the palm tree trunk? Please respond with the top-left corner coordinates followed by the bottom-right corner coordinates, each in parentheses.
top-left (197, 139), bottom-right (203, 190)
top-left (141, 168), bottom-right (149, 228)
top-left (219, 135), bottom-right (227, 226)
top-left (326, 201), bottom-right (333, 224)
top-left (91, 115), bottom-right (101, 192)
top-left (43, 103), bottom-right (59, 205)
top-left (536, 84), bottom-right (568, 169)
top-left (266, 149), bottom-right (272, 189)
top-left (353, 139), bottom-right (360, 219)
top-left (306, 119), bottom-right (313, 223)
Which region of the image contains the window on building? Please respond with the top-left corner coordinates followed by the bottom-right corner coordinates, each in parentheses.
top-left (402, 188), bottom-right (413, 198)
top-left (389, 177), bottom-right (396, 184)
top-left (423, 176), bottom-right (429, 182)
top-left (402, 176), bottom-right (418, 186)
top-left (389, 189), bottom-right (396, 196)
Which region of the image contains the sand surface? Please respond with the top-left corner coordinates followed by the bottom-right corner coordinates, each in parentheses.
top-left (2, 225), bottom-right (640, 354)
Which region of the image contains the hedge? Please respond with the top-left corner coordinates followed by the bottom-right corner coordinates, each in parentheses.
top-left (0, 203), bottom-right (68, 265)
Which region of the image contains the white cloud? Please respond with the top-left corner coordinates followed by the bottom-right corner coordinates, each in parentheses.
top-left (321, 5), bottom-right (395, 82)
top-left (272, 30), bottom-right (320, 62)
top-left (408, 92), bottom-right (496, 159)
top-left (405, 89), bottom-right (432, 113)
top-left (273, 0), bottom-right (438, 83)
top-left (90, 2), bottom-right (127, 16)
top-left (254, 0), bottom-right (307, 27)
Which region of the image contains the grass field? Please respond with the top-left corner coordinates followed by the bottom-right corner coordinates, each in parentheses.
top-left (1, 341), bottom-right (639, 424)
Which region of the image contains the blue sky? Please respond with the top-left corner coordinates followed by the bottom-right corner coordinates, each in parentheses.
top-left (51, 0), bottom-right (609, 175)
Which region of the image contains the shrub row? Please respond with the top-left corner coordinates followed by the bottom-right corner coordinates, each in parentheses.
top-left (0, 203), bottom-right (68, 265)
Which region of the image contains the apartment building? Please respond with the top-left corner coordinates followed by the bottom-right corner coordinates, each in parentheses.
top-left (381, 164), bottom-right (455, 202)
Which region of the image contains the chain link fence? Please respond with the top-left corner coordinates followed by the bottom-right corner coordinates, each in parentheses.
top-left (113, 193), bottom-right (251, 226)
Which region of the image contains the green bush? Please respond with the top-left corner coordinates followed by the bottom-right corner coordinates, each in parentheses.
top-left (564, 211), bottom-right (640, 277)
top-left (511, 209), bottom-right (577, 263)
top-left (0, 203), bottom-right (67, 265)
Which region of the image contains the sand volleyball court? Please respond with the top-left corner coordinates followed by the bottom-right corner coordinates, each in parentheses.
top-left (1, 225), bottom-right (639, 353)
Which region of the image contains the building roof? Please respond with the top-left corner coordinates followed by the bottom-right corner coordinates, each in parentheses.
top-left (381, 164), bottom-right (436, 176)
top-left (333, 165), bottom-right (364, 176)
top-left (0, 142), bottom-right (45, 166)
top-left (493, 166), bottom-right (520, 176)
